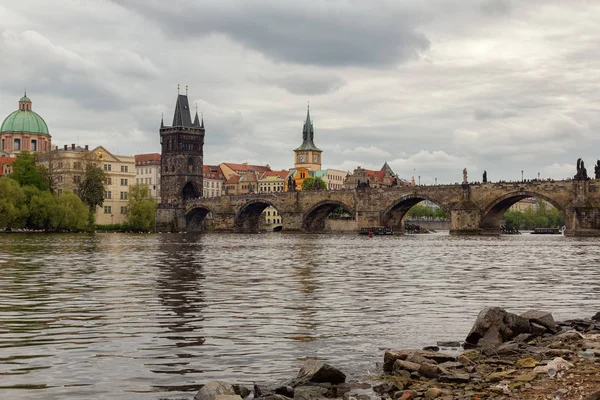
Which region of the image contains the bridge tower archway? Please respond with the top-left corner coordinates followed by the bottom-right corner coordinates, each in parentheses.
top-left (186, 206), bottom-right (214, 231)
top-left (236, 199), bottom-right (283, 233)
top-left (481, 191), bottom-right (565, 235)
top-left (182, 181), bottom-right (199, 201)
top-left (302, 200), bottom-right (355, 232)
top-left (381, 194), bottom-right (449, 233)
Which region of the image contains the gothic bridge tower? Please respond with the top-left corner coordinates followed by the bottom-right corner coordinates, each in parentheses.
top-left (160, 91), bottom-right (205, 204)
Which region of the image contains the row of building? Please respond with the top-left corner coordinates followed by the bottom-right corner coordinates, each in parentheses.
top-left (0, 92), bottom-right (407, 226)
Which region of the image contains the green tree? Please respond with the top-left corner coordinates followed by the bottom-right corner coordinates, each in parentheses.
top-left (126, 184), bottom-right (157, 231)
top-left (9, 151), bottom-right (50, 191)
top-left (0, 177), bottom-right (28, 230)
top-left (78, 162), bottom-right (106, 224)
top-left (50, 192), bottom-right (88, 231)
top-left (302, 177), bottom-right (326, 191)
top-left (25, 187), bottom-right (56, 231)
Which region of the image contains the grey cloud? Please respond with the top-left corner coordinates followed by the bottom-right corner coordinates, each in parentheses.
top-left (257, 72), bottom-right (345, 95)
top-left (474, 108), bottom-right (518, 120)
top-left (479, 0), bottom-right (512, 16)
top-left (113, 0), bottom-right (430, 67)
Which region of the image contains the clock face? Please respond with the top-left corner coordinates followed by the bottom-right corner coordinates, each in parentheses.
top-left (313, 155), bottom-right (319, 163)
top-left (299, 155), bottom-right (306, 163)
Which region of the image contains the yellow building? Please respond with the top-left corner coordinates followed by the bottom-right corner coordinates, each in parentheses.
top-left (291, 167), bottom-right (312, 191)
top-left (258, 170), bottom-right (290, 193)
top-left (293, 106), bottom-right (322, 171)
top-left (38, 145), bottom-right (135, 225)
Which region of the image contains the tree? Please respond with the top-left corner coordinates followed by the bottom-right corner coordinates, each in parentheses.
top-left (51, 192), bottom-right (88, 231)
top-left (36, 148), bottom-right (62, 194)
top-left (126, 184), bottom-right (156, 231)
top-left (0, 177), bottom-right (28, 230)
top-left (78, 162), bottom-right (106, 224)
top-left (302, 177), bottom-right (326, 191)
top-left (24, 186), bottom-right (56, 231)
top-left (9, 151), bottom-right (50, 191)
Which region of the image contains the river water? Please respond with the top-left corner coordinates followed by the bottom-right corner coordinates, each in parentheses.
top-left (0, 232), bottom-right (599, 399)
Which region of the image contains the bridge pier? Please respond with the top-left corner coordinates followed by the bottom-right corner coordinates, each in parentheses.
top-left (449, 208), bottom-right (483, 235)
top-left (564, 206), bottom-right (600, 237)
top-left (156, 206), bottom-right (185, 232)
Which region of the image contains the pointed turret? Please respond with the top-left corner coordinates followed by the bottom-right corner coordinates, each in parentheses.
top-left (201, 114), bottom-right (204, 129)
top-left (295, 104), bottom-right (321, 151)
top-left (172, 94), bottom-right (193, 127)
top-left (193, 111), bottom-right (200, 127)
top-left (160, 113), bottom-right (164, 128)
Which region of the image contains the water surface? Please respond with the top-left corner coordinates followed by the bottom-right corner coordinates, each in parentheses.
top-left (0, 232), bottom-right (599, 399)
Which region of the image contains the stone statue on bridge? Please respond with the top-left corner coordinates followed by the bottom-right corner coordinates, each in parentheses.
top-left (575, 158), bottom-right (589, 180)
top-left (462, 168), bottom-right (468, 184)
top-left (595, 160), bottom-right (600, 179)
top-left (483, 170), bottom-right (487, 183)
top-left (288, 176), bottom-right (296, 192)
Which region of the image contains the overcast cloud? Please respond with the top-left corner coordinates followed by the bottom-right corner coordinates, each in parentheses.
top-left (1, 0), bottom-right (599, 184)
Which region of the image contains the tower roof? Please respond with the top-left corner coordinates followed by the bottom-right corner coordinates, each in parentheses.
top-left (1, 94), bottom-right (49, 136)
top-left (295, 105), bottom-right (321, 151)
top-left (172, 94), bottom-right (193, 127)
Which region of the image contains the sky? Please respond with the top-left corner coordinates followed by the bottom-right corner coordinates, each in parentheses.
top-left (1, 0), bottom-right (599, 184)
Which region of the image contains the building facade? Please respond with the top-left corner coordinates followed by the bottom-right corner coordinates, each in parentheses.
top-left (160, 93), bottom-right (205, 204)
top-left (344, 164), bottom-right (398, 189)
top-left (135, 153), bottom-right (161, 201)
top-left (0, 93), bottom-right (52, 156)
top-left (37, 145), bottom-right (135, 225)
top-left (219, 162), bottom-right (271, 181)
top-left (0, 155), bottom-right (15, 176)
top-left (224, 172), bottom-right (258, 195)
top-left (293, 106), bottom-right (322, 171)
top-left (313, 169), bottom-right (347, 190)
top-left (203, 165), bottom-right (224, 198)
top-left (258, 170), bottom-right (290, 193)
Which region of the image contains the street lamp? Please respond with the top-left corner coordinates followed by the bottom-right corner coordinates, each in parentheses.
top-left (418, 175), bottom-right (421, 186)
top-left (521, 170), bottom-right (524, 182)
top-left (435, 177), bottom-right (437, 185)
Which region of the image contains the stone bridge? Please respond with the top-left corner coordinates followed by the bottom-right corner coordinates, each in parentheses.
top-left (156, 179), bottom-right (600, 236)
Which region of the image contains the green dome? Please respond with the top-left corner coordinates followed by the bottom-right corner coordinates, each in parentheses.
top-left (20, 95), bottom-right (31, 102)
top-left (1, 110), bottom-right (49, 136)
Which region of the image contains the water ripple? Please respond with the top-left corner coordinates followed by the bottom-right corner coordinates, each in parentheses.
top-left (0, 232), bottom-right (599, 399)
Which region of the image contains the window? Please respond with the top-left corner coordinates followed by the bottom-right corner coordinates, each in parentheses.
top-left (104, 206), bottom-right (112, 214)
top-left (149, 178), bottom-right (152, 184)
top-left (73, 161), bottom-right (82, 169)
top-left (267, 211), bottom-right (270, 216)
top-left (31, 140), bottom-right (37, 151)
top-left (120, 179), bottom-right (128, 186)
top-left (13, 138), bottom-right (21, 151)
top-left (104, 177), bottom-right (112, 185)
top-left (58, 175), bottom-right (63, 183)
top-left (57, 189), bottom-right (63, 196)
top-left (73, 175), bottom-right (81, 184)
top-left (136, 178), bottom-right (139, 184)
top-left (121, 165), bottom-right (128, 172)
top-left (120, 206), bottom-right (128, 214)
top-left (104, 164), bottom-right (112, 171)
top-left (120, 191), bottom-right (127, 200)
top-left (104, 191), bottom-right (112, 199)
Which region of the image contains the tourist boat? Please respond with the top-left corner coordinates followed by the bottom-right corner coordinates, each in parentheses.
top-left (531, 228), bottom-right (561, 234)
top-left (358, 226), bottom-right (393, 235)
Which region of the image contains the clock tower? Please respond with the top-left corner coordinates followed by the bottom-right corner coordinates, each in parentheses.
top-left (293, 105), bottom-right (322, 170)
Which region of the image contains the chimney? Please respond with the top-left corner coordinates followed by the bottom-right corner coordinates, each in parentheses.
top-left (71, 144), bottom-right (75, 150)
top-left (64, 144), bottom-right (68, 151)
top-left (85, 145), bottom-right (89, 151)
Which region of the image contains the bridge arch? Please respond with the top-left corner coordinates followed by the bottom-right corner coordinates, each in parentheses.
top-left (235, 198), bottom-right (283, 233)
top-left (186, 205), bottom-right (216, 231)
top-left (381, 193), bottom-right (449, 230)
top-left (481, 190), bottom-right (564, 233)
top-left (302, 200), bottom-right (355, 232)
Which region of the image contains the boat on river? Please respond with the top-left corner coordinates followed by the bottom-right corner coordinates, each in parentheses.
top-left (359, 226), bottom-right (393, 235)
top-left (531, 227), bottom-right (561, 234)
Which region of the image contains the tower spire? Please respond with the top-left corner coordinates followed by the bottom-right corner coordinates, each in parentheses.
top-left (201, 113), bottom-right (204, 129)
top-left (160, 112), bottom-right (164, 128)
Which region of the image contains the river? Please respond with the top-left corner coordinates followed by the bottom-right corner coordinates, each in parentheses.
top-left (0, 232), bottom-right (599, 399)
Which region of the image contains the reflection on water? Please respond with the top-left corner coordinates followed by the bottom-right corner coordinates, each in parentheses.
top-left (1, 232), bottom-right (600, 399)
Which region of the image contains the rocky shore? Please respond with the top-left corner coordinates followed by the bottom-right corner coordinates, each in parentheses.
top-left (193, 308), bottom-right (600, 400)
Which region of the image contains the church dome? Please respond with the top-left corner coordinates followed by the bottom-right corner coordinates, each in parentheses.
top-left (0, 94), bottom-right (49, 136)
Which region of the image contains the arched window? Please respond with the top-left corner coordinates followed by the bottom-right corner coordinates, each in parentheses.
top-left (188, 157), bottom-right (194, 173)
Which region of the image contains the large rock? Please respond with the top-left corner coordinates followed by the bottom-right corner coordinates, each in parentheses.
top-left (292, 359), bottom-right (346, 387)
top-left (520, 310), bottom-right (557, 333)
top-left (592, 312), bottom-right (600, 321)
top-left (195, 381), bottom-right (236, 400)
top-left (465, 307), bottom-right (534, 348)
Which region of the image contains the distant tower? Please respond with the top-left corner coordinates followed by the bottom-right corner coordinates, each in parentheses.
top-left (160, 91), bottom-right (205, 204)
top-left (293, 104), bottom-right (322, 170)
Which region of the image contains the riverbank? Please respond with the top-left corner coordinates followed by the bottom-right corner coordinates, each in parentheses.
top-left (197, 308), bottom-right (600, 400)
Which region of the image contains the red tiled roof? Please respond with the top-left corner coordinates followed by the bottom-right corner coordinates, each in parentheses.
top-left (0, 157), bottom-right (16, 166)
top-left (225, 175), bottom-right (241, 184)
top-left (364, 169), bottom-right (386, 181)
top-left (203, 165), bottom-right (224, 180)
top-left (135, 153), bottom-right (161, 165)
top-left (262, 170), bottom-right (289, 179)
top-left (222, 162), bottom-right (271, 173)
